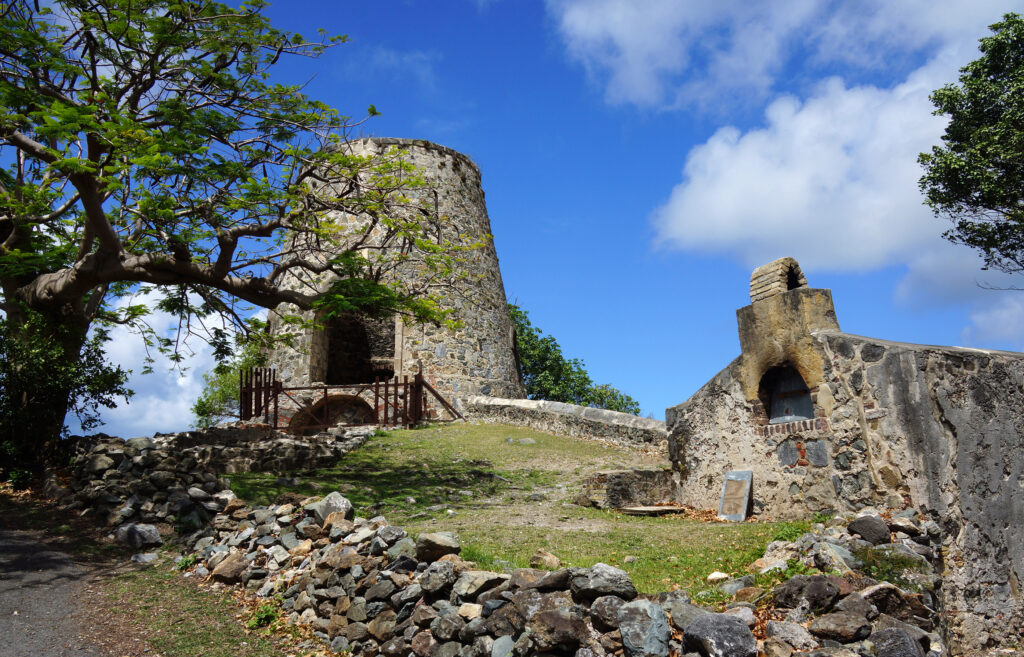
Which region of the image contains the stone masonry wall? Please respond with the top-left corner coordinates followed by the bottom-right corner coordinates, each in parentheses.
top-left (265, 138), bottom-right (525, 410)
top-left (465, 396), bottom-right (667, 452)
top-left (666, 331), bottom-right (1024, 654)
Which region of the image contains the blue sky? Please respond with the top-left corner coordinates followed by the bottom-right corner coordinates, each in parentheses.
top-left (94, 0), bottom-right (1024, 436)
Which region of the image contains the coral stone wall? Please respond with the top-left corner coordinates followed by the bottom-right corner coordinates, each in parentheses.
top-left (667, 323), bottom-right (1024, 654)
top-left (265, 138), bottom-right (525, 409)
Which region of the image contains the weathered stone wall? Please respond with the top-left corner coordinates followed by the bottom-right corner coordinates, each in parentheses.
top-left (667, 328), bottom-right (1024, 653)
top-left (264, 138), bottom-right (525, 410)
top-left (465, 396), bottom-right (667, 452)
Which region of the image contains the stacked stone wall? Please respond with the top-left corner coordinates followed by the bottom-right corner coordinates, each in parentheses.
top-left (465, 396), bottom-right (667, 452)
top-left (666, 332), bottom-right (1024, 653)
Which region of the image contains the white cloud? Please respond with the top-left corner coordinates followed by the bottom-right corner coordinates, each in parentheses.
top-left (72, 292), bottom-right (224, 438)
top-left (361, 47), bottom-right (442, 94)
top-left (961, 294), bottom-right (1024, 350)
top-left (652, 63), bottom-right (949, 271)
top-left (547, 0), bottom-right (1021, 109)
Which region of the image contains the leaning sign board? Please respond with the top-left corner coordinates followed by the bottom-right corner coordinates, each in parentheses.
top-left (718, 470), bottom-right (753, 522)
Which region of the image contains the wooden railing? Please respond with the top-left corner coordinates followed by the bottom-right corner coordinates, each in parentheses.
top-left (239, 368), bottom-right (462, 433)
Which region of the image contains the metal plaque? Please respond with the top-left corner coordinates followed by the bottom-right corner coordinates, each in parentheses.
top-left (718, 470), bottom-right (753, 522)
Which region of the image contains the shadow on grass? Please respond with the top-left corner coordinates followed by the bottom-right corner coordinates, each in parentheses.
top-left (229, 437), bottom-right (548, 517)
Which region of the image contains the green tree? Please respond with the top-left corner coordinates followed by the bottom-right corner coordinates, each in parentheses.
top-left (191, 330), bottom-right (266, 428)
top-left (0, 0), bottom-right (465, 466)
top-left (509, 304), bottom-right (641, 415)
top-left (919, 13), bottom-right (1024, 273)
top-left (0, 312), bottom-right (131, 483)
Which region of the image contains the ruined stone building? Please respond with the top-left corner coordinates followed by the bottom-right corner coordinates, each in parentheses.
top-left (264, 138), bottom-right (525, 413)
top-left (666, 257), bottom-right (1024, 649)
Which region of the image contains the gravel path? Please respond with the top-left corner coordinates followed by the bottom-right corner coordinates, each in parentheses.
top-left (0, 528), bottom-right (103, 657)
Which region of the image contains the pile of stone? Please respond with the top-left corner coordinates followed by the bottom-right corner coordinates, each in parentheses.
top-left (50, 425), bottom-right (370, 532)
top-left (47, 427), bottom-right (947, 657)
top-left (717, 511), bottom-right (944, 657)
top-left (173, 492), bottom-right (944, 657)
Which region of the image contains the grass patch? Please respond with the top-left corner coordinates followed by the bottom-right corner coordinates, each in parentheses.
top-left (231, 423), bottom-right (808, 595)
top-left (103, 555), bottom-right (286, 657)
top-left (229, 424), bottom-right (590, 520)
top-left (410, 505), bottom-right (795, 594)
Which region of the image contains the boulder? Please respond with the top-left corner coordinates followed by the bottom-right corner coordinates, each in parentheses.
top-left (305, 491), bottom-right (354, 524)
top-left (570, 563), bottom-right (637, 601)
top-left (114, 523), bottom-right (163, 548)
top-left (847, 515), bottom-right (890, 545)
top-left (591, 595), bottom-right (626, 631)
top-left (453, 571), bottom-right (509, 601)
top-left (771, 575), bottom-right (839, 612)
top-left (765, 620), bottom-right (818, 651)
top-left (683, 613), bottom-right (756, 657)
top-left (808, 611), bottom-right (871, 642)
top-left (416, 532), bottom-right (461, 561)
top-left (618, 599), bottom-right (671, 657)
top-left (528, 608), bottom-right (589, 653)
top-left (868, 627), bottom-right (926, 657)
top-left (420, 561), bottom-right (458, 594)
top-left (530, 548), bottom-right (561, 569)
top-left (211, 551), bottom-right (249, 583)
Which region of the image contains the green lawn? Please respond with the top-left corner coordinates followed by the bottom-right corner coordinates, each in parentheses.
top-left (230, 422), bottom-right (808, 594)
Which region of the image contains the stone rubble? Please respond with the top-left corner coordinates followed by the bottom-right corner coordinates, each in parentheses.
top-left (173, 501), bottom-right (945, 657)
top-left (54, 430), bottom-right (950, 657)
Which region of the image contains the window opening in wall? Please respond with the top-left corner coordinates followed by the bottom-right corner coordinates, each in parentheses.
top-left (759, 365), bottom-right (813, 424)
top-left (325, 314), bottom-right (396, 385)
top-left (786, 266), bottom-right (802, 290)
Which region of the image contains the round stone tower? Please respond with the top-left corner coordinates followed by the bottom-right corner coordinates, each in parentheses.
top-left (264, 138), bottom-right (525, 408)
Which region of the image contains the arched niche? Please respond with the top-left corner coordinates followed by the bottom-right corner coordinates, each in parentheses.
top-left (288, 394), bottom-right (376, 435)
top-left (758, 365), bottom-right (813, 424)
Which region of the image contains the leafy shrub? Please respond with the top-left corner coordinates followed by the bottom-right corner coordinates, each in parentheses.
top-left (245, 600), bottom-right (280, 629)
top-left (175, 554), bottom-right (197, 571)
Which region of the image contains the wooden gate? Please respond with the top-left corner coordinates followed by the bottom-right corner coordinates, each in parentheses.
top-left (239, 368), bottom-right (462, 433)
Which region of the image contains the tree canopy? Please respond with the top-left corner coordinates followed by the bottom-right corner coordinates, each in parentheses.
top-left (509, 304), bottom-right (641, 415)
top-left (0, 0), bottom-right (466, 467)
top-left (918, 13), bottom-right (1024, 273)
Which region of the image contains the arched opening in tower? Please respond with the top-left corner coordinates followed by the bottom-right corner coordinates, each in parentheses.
top-left (325, 314), bottom-right (396, 385)
top-left (759, 365), bottom-right (813, 424)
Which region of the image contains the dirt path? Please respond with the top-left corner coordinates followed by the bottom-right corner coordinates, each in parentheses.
top-left (0, 528), bottom-right (104, 657)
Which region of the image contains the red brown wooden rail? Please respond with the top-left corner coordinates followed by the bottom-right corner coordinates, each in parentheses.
top-left (239, 367), bottom-right (462, 433)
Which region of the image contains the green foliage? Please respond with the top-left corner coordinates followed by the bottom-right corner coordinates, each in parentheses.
top-left (919, 13), bottom-right (1024, 273)
top-left (192, 330), bottom-right (267, 428)
top-left (854, 547), bottom-right (926, 590)
top-left (0, 0), bottom-right (470, 450)
top-left (755, 558), bottom-right (822, 591)
top-left (771, 521), bottom-right (810, 543)
top-left (0, 311), bottom-right (130, 478)
top-left (245, 599), bottom-right (281, 630)
top-left (175, 554), bottom-right (198, 571)
top-left (509, 304), bottom-right (641, 414)
top-left (811, 510), bottom-right (835, 525)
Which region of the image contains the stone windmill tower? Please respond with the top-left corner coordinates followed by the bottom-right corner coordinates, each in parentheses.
top-left (264, 138), bottom-right (525, 410)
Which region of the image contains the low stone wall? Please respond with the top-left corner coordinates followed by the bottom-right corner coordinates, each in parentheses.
top-left (464, 396), bottom-right (667, 452)
top-left (54, 424), bottom-right (370, 528)
top-left (576, 470), bottom-right (676, 509)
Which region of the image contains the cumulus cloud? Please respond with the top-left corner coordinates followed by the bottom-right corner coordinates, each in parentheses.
top-left (960, 294), bottom-right (1024, 350)
top-left (72, 292), bottom-right (224, 438)
top-left (652, 63), bottom-right (949, 271)
top-left (547, 0), bottom-right (1020, 109)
